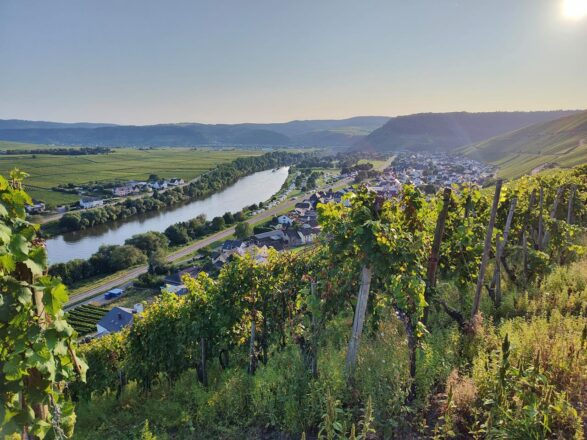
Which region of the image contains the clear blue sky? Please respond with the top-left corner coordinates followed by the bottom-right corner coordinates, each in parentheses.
top-left (1, 0), bottom-right (586, 125)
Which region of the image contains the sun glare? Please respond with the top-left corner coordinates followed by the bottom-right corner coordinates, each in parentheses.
top-left (563, 0), bottom-right (587, 19)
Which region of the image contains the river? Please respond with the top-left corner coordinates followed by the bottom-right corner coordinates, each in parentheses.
top-left (46, 167), bottom-right (290, 264)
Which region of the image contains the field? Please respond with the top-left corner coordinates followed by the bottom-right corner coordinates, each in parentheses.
top-left (357, 157), bottom-right (394, 171)
top-left (0, 141), bottom-right (262, 205)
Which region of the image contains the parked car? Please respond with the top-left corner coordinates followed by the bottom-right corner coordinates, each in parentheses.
top-left (104, 288), bottom-right (124, 300)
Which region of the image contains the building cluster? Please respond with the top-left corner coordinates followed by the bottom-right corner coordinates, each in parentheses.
top-left (111, 177), bottom-right (185, 197)
top-left (390, 152), bottom-right (495, 188)
top-left (156, 187), bottom-right (351, 302)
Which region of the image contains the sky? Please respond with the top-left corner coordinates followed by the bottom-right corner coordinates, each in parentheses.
top-left (0, 0), bottom-right (586, 125)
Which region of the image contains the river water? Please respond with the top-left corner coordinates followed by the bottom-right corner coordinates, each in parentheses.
top-left (46, 167), bottom-right (289, 264)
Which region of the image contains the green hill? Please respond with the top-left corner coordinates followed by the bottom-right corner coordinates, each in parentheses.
top-left (461, 110), bottom-right (587, 178)
top-left (358, 110), bottom-right (579, 153)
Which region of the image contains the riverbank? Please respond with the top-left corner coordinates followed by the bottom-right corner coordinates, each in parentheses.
top-left (46, 166), bottom-right (293, 263)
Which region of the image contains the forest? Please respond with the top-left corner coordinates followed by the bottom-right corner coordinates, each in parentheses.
top-left (1, 165), bottom-right (587, 439)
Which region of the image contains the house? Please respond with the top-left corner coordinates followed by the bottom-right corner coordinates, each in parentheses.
top-left (161, 284), bottom-right (189, 295)
top-left (212, 252), bottom-right (230, 267)
top-left (253, 230), bottom-right (285, 241)
top-left (234, 245), bottom-right (271, 264)
top-left (169, 178), bottom-right (185, 186)
top-left (299, 227), bottom-right (320, 244)
top-left (25, 202), bottom-right (45, 214)
top-left (285, 229), bottom-right (304, 247)
top-left (222, 240), bottom-right (244, 252)
top-left (80, 197), bottom-right (104, 209)
top-left (277, 215), bottom-right (293, 226)
top-left (150, 180), bottom-right (168, 190)
top-left (295, 201), bottom-right (312, 211)
top-left (96, 307), bottom-right (135, 335)
top-left (163, 266), bottom-right (201, 286)
top-left (111, 185), bottom-right (138, 197)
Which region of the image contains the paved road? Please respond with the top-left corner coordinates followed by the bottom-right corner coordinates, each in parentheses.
top-left (65, 177), bottom-right (352, 306)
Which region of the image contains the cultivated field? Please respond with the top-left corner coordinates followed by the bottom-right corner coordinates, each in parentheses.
top-left (0, 141), bottom-right (263, 204)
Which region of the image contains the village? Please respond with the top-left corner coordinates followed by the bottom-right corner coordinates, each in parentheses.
top-left (25, 176), bottom-right (187, 214)
top-left (69, 153), bottom-right (496, 338)
top-left (390, 152), bottom-right (496, 189)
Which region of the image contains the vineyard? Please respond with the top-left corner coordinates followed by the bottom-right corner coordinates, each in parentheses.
top-left (66, 304), bottom-right (108, 335)
top-left (2, 165), bottom-right (587, 439)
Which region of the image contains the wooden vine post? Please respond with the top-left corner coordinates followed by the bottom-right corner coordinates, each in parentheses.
top-left (471, 179), bottom-right (502, 319)
top-left (200, 336), bottom-right (208, 387)
top-left (519, 189), bottom-right (536, 244)
top-left (567, 185), bottom-right (576, 224)
top-left (494, 233), bottom-right (502, 305)
top-left (536, 187), bottom-right (544, 249)
top-left (249, 302), bottom-right (257, 375)
top-left (491, 197), bottom-right (517, 305)
top-left (424, 187), bottom-right (452, 323)
top-left (345, 265), bottom-right (372, 372)
top-left (541, 186), bottom-right (564, 249)
top-left (522, 232), bottom-right (528, 286)
top-left (310, 281), bottom-right (319, 378)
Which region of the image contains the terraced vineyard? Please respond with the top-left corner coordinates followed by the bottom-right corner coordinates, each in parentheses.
top-left (66, 304), bottom-right (108, 335)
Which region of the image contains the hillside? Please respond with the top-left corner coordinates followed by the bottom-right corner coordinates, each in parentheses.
top-left (358, 110), bottom-right (580, 153)
top-left (0, 116), bottom-right (389, 147)
top-left (3, 165), bottom-right (587, 439)
top-left (460, 110), bottom-right (587, 178)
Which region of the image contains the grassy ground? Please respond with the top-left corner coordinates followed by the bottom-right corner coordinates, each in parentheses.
top-left (357, 158), bottom-right (393, 171)
top-left (0, 142), bottom-right (262, 204)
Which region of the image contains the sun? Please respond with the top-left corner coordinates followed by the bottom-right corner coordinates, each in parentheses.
top-left (563, 0), bottom-right (587, 20)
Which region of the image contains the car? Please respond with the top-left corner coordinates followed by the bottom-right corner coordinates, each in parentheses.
top-left (104, 288), bottom-right (124, 300)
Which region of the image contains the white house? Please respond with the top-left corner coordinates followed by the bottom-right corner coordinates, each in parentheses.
top-left (111, 185), bottom-right (138, 197)
top-left (169, 178), bottom-right (185, 186)
top-left (277, 215), bottom-right (293, 226)
top-left (80, 197), bottom-right (104, 209)
top-left (150, 180), bottom-right (168, 190)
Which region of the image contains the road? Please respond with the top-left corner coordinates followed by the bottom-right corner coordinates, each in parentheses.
top-left (65, 177), bottom-right (352, 306)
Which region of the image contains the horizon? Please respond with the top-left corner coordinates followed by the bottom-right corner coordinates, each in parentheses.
top-left (1, 108), bottom-right (585, 127)
top-left (2, 0), bottom-right (587, 125)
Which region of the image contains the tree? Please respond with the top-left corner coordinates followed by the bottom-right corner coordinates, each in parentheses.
top-left (222, 211), bottom-right (235, 225)
top-left (234, 211), bottom-right (246, 222)
top-left (148, 249), bottom-right (170, 275)
top-left (110, 245), bottom-right (147, 271)
top-left (59, 212), bottom-right (82, 230)
top-left (125, 231), bottom-right (169, 255)
top-left (1, 170), bottom-right (86, 438)
top-left (211, 216), bottom-right (226, 231)
top-left (165, 224), bottom-right (190, 245)
top-left (235, 221), bottom-right (253, 239)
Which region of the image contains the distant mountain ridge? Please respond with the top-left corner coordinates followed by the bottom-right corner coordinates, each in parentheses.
top-left (460, 110), bottom-right (587, 178)
top-left (358, 111), bottom-right (581, 153)
top-left (0, 117), bottom-right (390, 147)
top-left (0, 119), bottom-right (117, 130)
